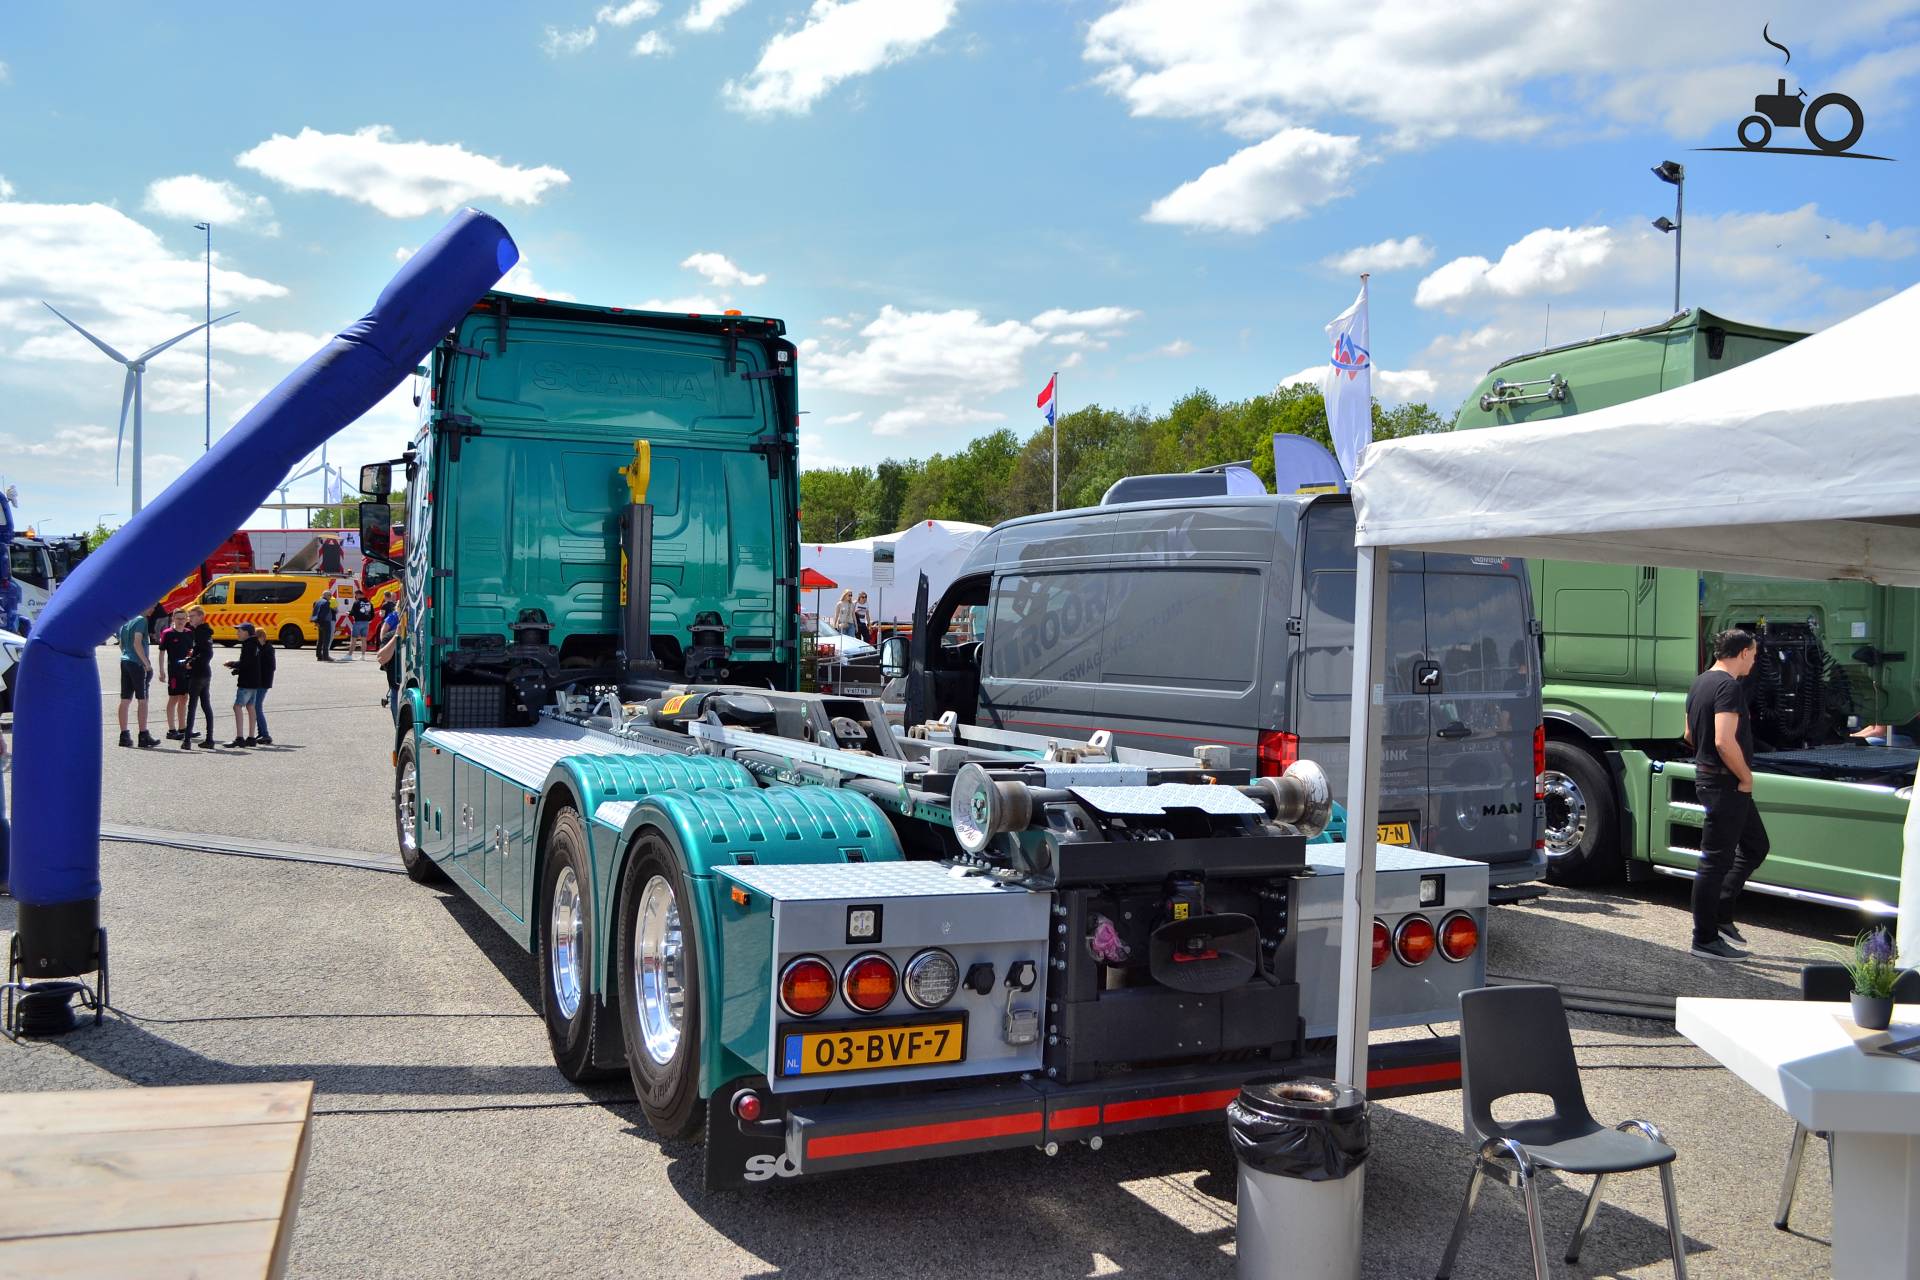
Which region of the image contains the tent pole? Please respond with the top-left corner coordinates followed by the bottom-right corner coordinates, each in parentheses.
top-left (1335, 542), bottom-right (1391, 1088)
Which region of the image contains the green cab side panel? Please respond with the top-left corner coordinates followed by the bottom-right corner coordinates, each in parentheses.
top-left (620, 786), bottom-right (905, 1095)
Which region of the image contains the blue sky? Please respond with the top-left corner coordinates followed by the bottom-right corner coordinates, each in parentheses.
top-left (2, 0), bottom-right (1917, 532)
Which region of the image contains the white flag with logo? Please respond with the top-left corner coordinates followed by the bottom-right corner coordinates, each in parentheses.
top-left (324, 467), bottom-right (344, 504)
top-left (1324, 280), bottom-right (1372, 483)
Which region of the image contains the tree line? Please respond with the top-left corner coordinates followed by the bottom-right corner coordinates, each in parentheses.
top-left (798, 382), bottom-right (1448, 544)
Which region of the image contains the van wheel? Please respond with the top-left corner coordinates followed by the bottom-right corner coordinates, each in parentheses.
top-left (394, 739), bottom-right (445, 884)
top-left (616, 832), bottom-right (703, 1141)
top-left (538, 809), bottom-right (617, 1082)
top-left (1541, 741), bottom-right (1621, 885)
top-left (278, 624), bottom-right (304, 649)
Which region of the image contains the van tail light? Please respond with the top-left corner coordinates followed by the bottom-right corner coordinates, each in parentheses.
top-left (1371, 919), bottom-right (1389, 969)
top-left (1438, 912), bottom-right (1479, 962)
top-left (1393, 915), bottom-right (1436, 966)
top-left (1258, 730), bottom-right (1300, 777)
top-left (1533, 724), bottom-right (1546, 785)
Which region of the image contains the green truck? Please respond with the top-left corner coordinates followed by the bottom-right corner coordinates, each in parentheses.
top-left (1458, 309), bottom-right (1918, 911)
top-left (358, 291), bottom-right (1490, 1188)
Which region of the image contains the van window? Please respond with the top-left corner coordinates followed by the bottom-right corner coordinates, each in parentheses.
top-left (202, 581), bottom-right (230, 605)
top-left (234, 580), bottom-right (307, 605)
top-left (1102, 569), bottom-right (1260, 690)
top-left (985, 572), bottom-right (1107, 683)
top-left (1426, 572), bottom-right (1534, 692)
top-left (1300, 569), bottom-right (1425, 698)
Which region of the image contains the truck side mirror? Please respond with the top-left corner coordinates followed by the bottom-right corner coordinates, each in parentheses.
top-left (357, 501), bottom-right (395, 561)
top-left (360, 463), bottom-right (393, 500)
top-left (880, 635), bottom-right (909, 680)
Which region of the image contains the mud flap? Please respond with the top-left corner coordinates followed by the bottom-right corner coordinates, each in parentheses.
top-left (704, 1080), bottom-right (794, 1190)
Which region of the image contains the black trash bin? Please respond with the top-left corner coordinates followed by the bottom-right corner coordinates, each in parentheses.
top-left (1228, 1077), bottom-right (1369, 1279)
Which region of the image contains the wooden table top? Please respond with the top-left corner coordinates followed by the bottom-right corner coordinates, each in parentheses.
top-left (0, 1081), bottom-right (315, 1280)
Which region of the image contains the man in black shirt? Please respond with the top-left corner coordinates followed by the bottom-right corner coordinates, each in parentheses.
top-left (181, 606), bottom-right (219, 749)
top-left (1683, 629), bottom-right (1766, 959)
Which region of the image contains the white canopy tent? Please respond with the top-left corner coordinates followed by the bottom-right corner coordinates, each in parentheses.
top-left (801, 519), bottom-right (989, 623)
top-left (1333, 280), bottom-right (1920, 1092)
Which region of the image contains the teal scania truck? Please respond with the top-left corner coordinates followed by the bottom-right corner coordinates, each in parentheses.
top-left (360, 292), bottom-right (1489, 1188)
top-left (1458, 309), bottom-right (1918, 912)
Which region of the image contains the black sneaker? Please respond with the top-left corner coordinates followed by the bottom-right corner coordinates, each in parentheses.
top-left (255, 735), bottom-right (274, 746)
top-left (117, 730), bottom-right (132, 748)
top-left (224, 738), bottom-right (249, 749)
top-left (138, 732), bottom-right (160, 749)
top-left (180, 736), bottom-right (193, 751)
top-left (1719, 923), bottom-right (1747, 946)
top-left (198, 738), bottom-right (219, 749)
top-left (1691, 938), bottom-right (1750, 961)
top-left (166, 729), bottom-right (184, 740)
top-left (242, 737), bottom-right (258, 747)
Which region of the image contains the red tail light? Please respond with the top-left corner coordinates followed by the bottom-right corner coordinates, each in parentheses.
top-left (1394, 915), bottom-right (1437, 966)
top-left (1438, 912), bottom-right (1479, 962)
top-left (841, 953), bottom-right (898, 1013)
top-left (779, 956), bottom-right (835, 1018)
top-left (1533, 724), bottom-right (1546, 783)
top-left (1257, 730), bottom-right (1300, 776)
top-left (1371, 919), bottom-right (1389, 969)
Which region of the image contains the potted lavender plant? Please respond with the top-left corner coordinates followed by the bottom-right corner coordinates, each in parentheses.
top-left (1830, 929), bottom-right (1901, 1030)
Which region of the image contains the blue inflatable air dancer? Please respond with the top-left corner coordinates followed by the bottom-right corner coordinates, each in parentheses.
top-left (7, 209), bottom-right (517, 1001)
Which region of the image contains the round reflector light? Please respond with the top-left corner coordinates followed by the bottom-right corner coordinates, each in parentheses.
top-left (903, 949), bottom-right (960, 1009)
top-left (1371, 919), bottom-right (1389, 970)
top-left (842, 952), bottom-right (898, 1013)
top-left (1438, 912), bottom-right (1479, 962)
top-left (779, 956), bottom-right (835, 1018)
top-left (1394, 915), bottom-right (1437, 966)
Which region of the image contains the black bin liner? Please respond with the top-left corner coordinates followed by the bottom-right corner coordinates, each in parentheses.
top-left (1227, 1077), bottom-right (1368, 1181)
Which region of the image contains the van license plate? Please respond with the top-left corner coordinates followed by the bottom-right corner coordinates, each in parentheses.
top-left (780, 1021), bottom-right (965, 1077)
top-left (1377, 822), bottom-right (1414, 845)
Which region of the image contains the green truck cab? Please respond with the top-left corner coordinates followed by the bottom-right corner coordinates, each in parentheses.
top-left (1458, 309), bottom-right (1918, 911)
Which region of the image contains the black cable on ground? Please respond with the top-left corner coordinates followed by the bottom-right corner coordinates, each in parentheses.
top-left (108, 1005), bottom-right (536, 1025)
top-left (315, 1097), bottom-right (639, 1118)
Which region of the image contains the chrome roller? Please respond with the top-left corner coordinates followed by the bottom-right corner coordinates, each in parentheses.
top-left (1253, 759), bottom-right (1333, 837)
top-left (950, 762), bottom-right (1034, 854)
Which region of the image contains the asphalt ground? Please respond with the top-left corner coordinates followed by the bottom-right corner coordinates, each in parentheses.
top-left (0, 646), bottom-right (1873, 1278)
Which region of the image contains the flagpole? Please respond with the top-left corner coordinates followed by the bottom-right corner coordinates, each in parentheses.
top-left (1050, 370), bottom-right (1059, 512)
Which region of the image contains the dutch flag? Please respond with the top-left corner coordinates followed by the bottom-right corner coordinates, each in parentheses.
top-left (1036, 373), bottom-right (1056, 426)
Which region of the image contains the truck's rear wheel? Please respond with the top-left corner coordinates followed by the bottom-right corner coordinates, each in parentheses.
top-left (1541, 741), bottom-right (1621, 885)
top-left (394, 739), bottom-right (446, 884)
top-left (538, 809), bottom-right (615, 1082)
top-left (278, 624), bottom-right (304, 649)
top-left (616, 832), bottom-right (703, 1141)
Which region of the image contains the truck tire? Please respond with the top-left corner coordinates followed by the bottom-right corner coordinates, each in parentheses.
top-left (278, 624), bottom-right (304, 650)
top-left (394, 739), bottom-right (446, 884)
top-left (615, 831), bottom-right (704, 1141)
top-left (1540, 741), bottom-right (1621, 885)
top-left (538, 809), bottom-right (616, 1082)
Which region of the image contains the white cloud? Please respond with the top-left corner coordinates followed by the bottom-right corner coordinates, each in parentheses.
top-left (872, 404), bottom-right (1005, 437)
top-left (1047, 332), bottom-right (1106, 350)
top-left (724, 0), bottom-right (957, 114)
top-left (1415, 226), bottom-right (1615, 311)
top-left (819, 314), bottom-right (854, 330)
top-left (542, 25), bottom-right (599, 55)
top-left (598, 0), bottom-right (661, 24)
top-left (498, 259), bottom-right (577, 301)
top-left (1031, 306), bottom-right (1140, 330)
top-left (213, 320), bottom-right (326, 363)
top-left (1084, 0), bottom-right (1918, 145)
top-left (0, 176), bottom-right (16, 200)
top-left (1276, 363), bottom-right (1438, 404)
top-left (0, 61), bottom-right (9, 84)
top-left (1156, 339), bottom-right (1193, 357)
top-left (641, 293), bottom-right (726, 313)
top-left (798, 430), bottom-right (857, 469)
top-left (685, 0), bottom-right (750, 32)
top-left (807, 305), bottom-right (1044, 398)
top-left (237, 126), bottom-right (570, 219)
top-left (632, 30), bottom-right (672, 56)
top-left (1324, 235), bottom-right (1433, 275)
top-left (681, 251), bottom-right (766, 288)
top-left (1144, 129), bottom-right (1361, 233)
top-left (143, 175), bottom-right (279, 235)
top-left (821, 410), bottom-right (863, 425)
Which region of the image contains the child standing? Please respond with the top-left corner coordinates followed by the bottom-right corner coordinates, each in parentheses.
top-left (226, 623), bottom-right (264, 748)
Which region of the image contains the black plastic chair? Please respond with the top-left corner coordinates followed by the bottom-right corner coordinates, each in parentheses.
top-left (1436, 984), bottom-right (1686, 1279)
top-left (1775, 961), bottom-right (1920, 1231)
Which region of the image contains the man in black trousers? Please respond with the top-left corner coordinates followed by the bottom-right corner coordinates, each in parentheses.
top-left (311, 588), bottom-right (338, 662)
top-left (1683, 629), bottom-right (1766, 960)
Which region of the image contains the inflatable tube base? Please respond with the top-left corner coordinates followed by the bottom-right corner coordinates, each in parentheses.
top-left (14, 897), bottom-right (101, 979)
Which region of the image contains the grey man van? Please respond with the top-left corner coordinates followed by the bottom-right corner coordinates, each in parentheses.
top-left (896, 493), bottom-right (1547, 899)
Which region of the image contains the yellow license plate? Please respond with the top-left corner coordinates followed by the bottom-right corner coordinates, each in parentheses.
top-left (1377, 822), bottom-right (1414, 845)
top-left (780, 1021), bottom-right (965, 1077)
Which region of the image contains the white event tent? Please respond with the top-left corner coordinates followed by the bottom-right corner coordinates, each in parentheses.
top-left (1333, 280), bottom-right (1920, 1092)
top-left (801, 519), bottom-right (989, 623)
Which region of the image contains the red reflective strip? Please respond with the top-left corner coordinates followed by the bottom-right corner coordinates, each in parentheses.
top-left (806, 1111), bottom-right (1042, 1161)
top-left (1368, 1060), bottom-right (1461, 1090)
top-left (1102, 1087), bottom-right (1240, 1125)
top-left (1051, 1105), bottom-right (1100, 1132)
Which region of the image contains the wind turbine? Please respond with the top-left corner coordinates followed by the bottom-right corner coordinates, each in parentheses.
top-left (41, 303), bottom-right (237, 516)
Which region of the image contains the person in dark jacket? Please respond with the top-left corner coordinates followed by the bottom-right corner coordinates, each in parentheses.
top-left (226, 623), bottom-right (265, 748)
top-left (253, 634), bottom-right (277, 746)
top-left (182, 606), bottom-right (218, 749)
top-left (311, 589), bottom-right (338, 662)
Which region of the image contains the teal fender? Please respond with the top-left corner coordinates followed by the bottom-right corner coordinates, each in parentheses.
top-left (617, 785), bottom-right (904, 1097)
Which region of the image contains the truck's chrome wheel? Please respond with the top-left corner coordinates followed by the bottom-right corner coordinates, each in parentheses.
top-left (1540, 769), bottom-right (1587, 857)
top-left (549, 865), bottom-right (585, 1020)
top-left (635, 875), bottom-right (686, 1066)
top-left (396, 758), bottom-right (418, 857)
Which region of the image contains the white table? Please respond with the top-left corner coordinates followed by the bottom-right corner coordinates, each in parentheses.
top-left (1678, 998), bottom-right (1920, 1279)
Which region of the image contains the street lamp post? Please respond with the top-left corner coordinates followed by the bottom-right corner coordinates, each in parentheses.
top-left (1651, 161), bottom-right (1685, 314)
